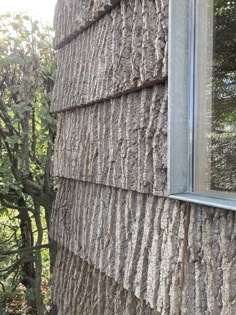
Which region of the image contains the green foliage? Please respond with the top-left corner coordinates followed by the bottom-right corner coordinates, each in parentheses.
top-left (0, 13), bottom-right (56, 190)
top-left (203, 0), bottom-right (236, 193)
top-left (212, 0), bottom-right (236, 128)
top-left (0, 13), bottom-right (57, 314)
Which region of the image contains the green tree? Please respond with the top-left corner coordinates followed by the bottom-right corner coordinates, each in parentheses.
top-left (212, 0), bottom-right (236, 128)
top-left (209, 0), bottom-right (236, 192)
top-left (0, 13), bottom-right (57, 314)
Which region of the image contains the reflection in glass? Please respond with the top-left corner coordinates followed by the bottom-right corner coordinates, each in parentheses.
top-left (194, 0), bottom-right (236, 195)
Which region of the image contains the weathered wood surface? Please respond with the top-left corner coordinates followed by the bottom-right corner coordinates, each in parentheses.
top-left (54, 0), bottom-right (120, 49)
top-left (51, 179), bottom-right (236, 314)
top-left (53, 247), bottom-right (159, 315)
top-left (51, 0), bottom-right (236, 314)
top-left (52, 0), bottom-right (168, 112)
top-left (53, 85), bottom-right (167, 196)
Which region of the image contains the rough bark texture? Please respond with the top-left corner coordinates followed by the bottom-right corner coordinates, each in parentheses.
top-left (51, 0), bottom-right (236, 314)
top-left (53, 85), bottom-right (167, 196)
top-left (52, 0), bottom-right (168, 112)
top-left (52, 179), bottom-right (236, 314)
top-left (53, 247), bottom-right (159, 315)
top-left (54, 0), bottom-right (120, 49)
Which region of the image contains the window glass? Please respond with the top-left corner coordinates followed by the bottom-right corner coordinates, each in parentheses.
top-left (194, 0), bottom-right (236, 197)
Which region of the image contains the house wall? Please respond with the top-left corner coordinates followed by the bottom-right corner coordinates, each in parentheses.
top-left (51, 1), bottom-right (236, 314)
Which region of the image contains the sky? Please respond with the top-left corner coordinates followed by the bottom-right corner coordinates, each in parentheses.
top-left (0, 0), bottom-right (57, 26)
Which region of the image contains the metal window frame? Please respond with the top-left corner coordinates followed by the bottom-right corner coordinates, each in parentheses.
top-left (167, 0), bottom-right (236, 211)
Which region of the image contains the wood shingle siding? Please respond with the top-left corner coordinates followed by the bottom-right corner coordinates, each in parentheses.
top-left (53, 85), bottom-right (167, 196)
top-left (51, 0), bottom-right (236, 313)
top-left (53, 247), bottom-right (159, 315)
top-left (52, 0), bottom-right (168, 112)
top-left (52, 179), bottom-right (236, 314)
top-left (54, 0), bottom-right (121, 49)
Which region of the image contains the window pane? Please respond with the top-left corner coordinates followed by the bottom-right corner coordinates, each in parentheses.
top-left (194, 0), bottom-right (236, 196)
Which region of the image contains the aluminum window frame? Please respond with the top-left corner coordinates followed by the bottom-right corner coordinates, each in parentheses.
top-left (167, 0), bottom-right (236, 211)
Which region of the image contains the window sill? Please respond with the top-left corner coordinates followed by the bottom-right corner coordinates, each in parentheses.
top-left (169, 193), bottom-right (236, 211)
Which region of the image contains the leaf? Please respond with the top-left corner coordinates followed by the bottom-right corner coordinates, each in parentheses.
top-left (0, 56), bottom-right (26, 66)
top-left (23, 15), bottom-right (30, 21)
top-left (36, 77), bottom-right (44, 86)
top-left (5, 135), bottom-right (20, 145)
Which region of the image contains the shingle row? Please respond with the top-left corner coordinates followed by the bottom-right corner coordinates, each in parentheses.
top-left (53, 85), bottom-right (167, 196)
top-left (52, 0), bottom-right (168, 112)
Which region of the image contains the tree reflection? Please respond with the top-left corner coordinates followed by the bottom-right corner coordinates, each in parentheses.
top-left (210, 0), bottom-right (236, 192)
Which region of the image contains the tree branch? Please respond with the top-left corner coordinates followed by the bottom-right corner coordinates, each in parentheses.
top-left (0, 244), bottom-right (49, 256)
top-left (0, 198), bottom-right (34, 213)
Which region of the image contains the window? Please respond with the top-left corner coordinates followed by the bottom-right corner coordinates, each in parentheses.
top-left (168, 0), bottom-right (236, 210)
